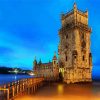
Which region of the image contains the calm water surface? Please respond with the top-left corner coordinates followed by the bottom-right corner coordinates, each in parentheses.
top-left (0, 74), bottom-right (33, 85)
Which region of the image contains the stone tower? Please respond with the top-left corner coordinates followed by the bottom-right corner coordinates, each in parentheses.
top-left (58, 3), bottom-right (92, 84)
top-left (53, 52), bottom-right (57, 67)
top-left (33, 57), bottom-right (37, 70)
top-left (52, 52), bottom-right (59, 79)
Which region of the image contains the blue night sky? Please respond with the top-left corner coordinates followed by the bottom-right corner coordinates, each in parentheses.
top-left (0, 0), bottom-right (100, 78)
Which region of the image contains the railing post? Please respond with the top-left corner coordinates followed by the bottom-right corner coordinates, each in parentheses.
top-left (19, 80), bottom-right (21, 93)
top-left (16, 81), bottom-right (19, 94)
top-left (12, 86), bottom-right (14, 97)
top-left (22, 80), bottom-right (25, 93)
top-left (16, 84), bottom-right (18, 94)
top-left (24, 79), bottom-right (27, 94)
top-left (4, 85), bottom-right (6, 94)
top-left (7, 89), bottom-right (9, 100)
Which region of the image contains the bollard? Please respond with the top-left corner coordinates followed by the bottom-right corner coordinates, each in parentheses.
top-left (7, 89), bottom-right (9, 100)
top-left (12, 86), bottom-right (15, 97)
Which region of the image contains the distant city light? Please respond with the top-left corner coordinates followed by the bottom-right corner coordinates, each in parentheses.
top-left (14, 69), bottom-right (18, 74)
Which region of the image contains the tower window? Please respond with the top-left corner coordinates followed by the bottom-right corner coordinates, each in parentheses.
top-left (83, 56), bottom-right (84, 61)
top-left (74, 55), bottom-right (76, 59)
top-left (82, 33), bottom-right (85, 40)
top-left (65, 45), bottom-right (68, 49)
top-left (54, 61), bottom-right (56, 64)
top-left (66, 34), bottom-right (68, 39)
top-left (66, 56), bottom-right (67, 61)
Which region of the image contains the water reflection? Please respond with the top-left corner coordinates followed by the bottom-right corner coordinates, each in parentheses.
top-left (14, 75), bottom-right (17, 80)
top-left (16, 82), bottom-right (100, 100)
top-left (57, 84), bottom-right (64, 94)
top-left (92, 82), bottom-right (100, 96)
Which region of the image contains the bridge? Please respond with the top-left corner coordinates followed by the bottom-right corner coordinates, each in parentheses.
top-left (0, 77), bottom-right (44, 100)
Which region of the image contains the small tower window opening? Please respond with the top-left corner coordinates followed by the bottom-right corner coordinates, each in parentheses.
top-left (54, 61), bottom-right (56, 64)
top-left (66, 34), bottom-right (68, 39)
top-left (81, 32), bottom-right (85, 40)
top-left (83, 56), bottom-right (85, 61)
top-left (66, 56), bottom-right (67, 61)
top-left (74, 55), bottom-right (77, 59)
top-left (73, 50), bottom-right (78, 59)
top-left (65, 45), bottom-right (68, 49)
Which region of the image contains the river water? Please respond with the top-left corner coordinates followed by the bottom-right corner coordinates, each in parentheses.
top-left (0, 74), bottom-right (33, 85)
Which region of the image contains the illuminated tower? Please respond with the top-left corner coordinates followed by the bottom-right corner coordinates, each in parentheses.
top-left (58, 3), bottom-right (92, 83)
top-left (53, 52), bottom-right (57, 67)
top-left (33, 57), bottom-right (37, 71)
top-left (52, 52), bottom-right (59, 80)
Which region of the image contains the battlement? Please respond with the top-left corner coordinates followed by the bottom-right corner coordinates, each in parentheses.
top-left (61, 3), bottom-right (88, 27)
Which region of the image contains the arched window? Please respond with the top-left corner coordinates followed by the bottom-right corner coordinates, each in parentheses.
top-left (73, 50), bottom-right (78, 59)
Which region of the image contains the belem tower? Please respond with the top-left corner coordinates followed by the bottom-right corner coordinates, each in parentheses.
top-left (58, 3), bottom-right (92, 84)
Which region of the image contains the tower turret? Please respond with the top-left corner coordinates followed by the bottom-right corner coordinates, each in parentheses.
top-left (39, 58), bottom-right (42, 65)
top-left (52, 52), bottom-right (59, 80)
top-left (53, 52), bottom-right (57, 66)
top-left (33, 56), bottom-right (37, 70)
top-left (73, 2), bottom-right (77, 10)
top-left (34, 57), bottom-right (37, 66)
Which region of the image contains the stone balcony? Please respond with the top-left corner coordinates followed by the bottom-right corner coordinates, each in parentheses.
top-left (59, 21), bottom-right (91, 34)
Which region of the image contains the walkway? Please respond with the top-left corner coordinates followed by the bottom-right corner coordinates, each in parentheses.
top-left (16, 82), bottom-right (100, 100)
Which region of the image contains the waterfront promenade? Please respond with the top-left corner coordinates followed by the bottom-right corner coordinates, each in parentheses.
top-left (0, 77), bottom-right (44, 100)
top-left (0, 76), bottom-right (100, 100)
top-left (15, 82), bottom-right (100, 100)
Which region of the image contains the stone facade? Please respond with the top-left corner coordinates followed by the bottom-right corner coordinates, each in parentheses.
top-left (33, 53), bottom-right (59, 81)
top-left (58, 3), bottom-right (92, 84)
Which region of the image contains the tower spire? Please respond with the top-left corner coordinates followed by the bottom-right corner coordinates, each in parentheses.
top-left (39, 58), bottom-right (42, 65)
top-left (73, 2), bottom-right (77, 10)
top-left (53, 51), bottom-right (57, 60)
top-left (33, 56), bottom-right (37, 66)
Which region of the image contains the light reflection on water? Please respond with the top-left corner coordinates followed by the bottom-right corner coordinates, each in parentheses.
top-left (57, 84), bottom-right (64, 94)
top-left (14, 75), bottom-right (17, 80)
top-left (16, 82), bottom-right (100, 100)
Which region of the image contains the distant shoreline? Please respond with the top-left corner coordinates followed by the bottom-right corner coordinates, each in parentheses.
top-left (0, 73), bottom-right (29, 75)
top-left (0, 67), bottom-right (33, 75)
